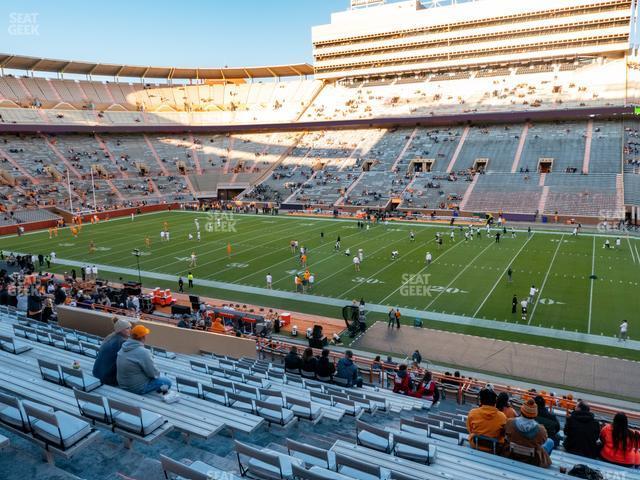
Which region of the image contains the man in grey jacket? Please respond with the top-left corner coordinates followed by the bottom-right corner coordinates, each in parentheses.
top-left (116, 324), bottom-right (173, 396)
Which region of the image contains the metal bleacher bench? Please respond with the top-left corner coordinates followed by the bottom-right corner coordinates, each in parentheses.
top-left (160, 454), bottom-right (241, 480)
top-left (0, 319), bottom-right (264, 439)
top-left (0, 391), bottom-right (99, 465)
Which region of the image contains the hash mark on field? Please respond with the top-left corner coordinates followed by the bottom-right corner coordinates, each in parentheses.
top-left (587, 236), bottom-right (596, 334)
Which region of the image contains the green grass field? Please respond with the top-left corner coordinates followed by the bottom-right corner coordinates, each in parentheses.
top-left (2, 211), bottom-right (639, 359)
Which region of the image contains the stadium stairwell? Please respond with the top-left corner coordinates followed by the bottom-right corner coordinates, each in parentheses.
top-left (458, 173), bottom-right (479, 210)
top-left (446, 126), bottom-right (469, 173)
top-left (538, 185), bottom-right (550, 215)
top-left (616, 174), bottom-right (625, 211)
top-left (46, 79), bottom-right (63, 102)
top-left (222, 136), bottom-right (235, 175)
top-left (95, 134), bottom-right (128, 179)
top-left (293, 80), bottom-right (326, 122)
top-left (337, 171), bottom-right (366, 205)
top-left (284, 170), bottom-right (319, 204)
top-left (0, 146), bottom-right (39, 184)
top-left (188, 135), bottom-right (203, 175)
top-left (40, 134), bottom-right (82, 179)
top-left (13, 76), bottom-right (33, 99)
top-left (391, 127), bottom-right (418, 171)
top-left (249, 132), bottom-right (305, 186)
top-left (147, 178), bottom-right (163, 199)
top-left (511, 123), bottom-right (530, 173)
top-left (142, 134), bottom-right (171, 177)
top-left (582, 119), bottom-right (593, 174)
top-left (104, 178), bottom-right (125, 201)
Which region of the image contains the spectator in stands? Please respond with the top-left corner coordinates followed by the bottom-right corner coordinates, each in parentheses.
top-left (466, 388), bottom-right (507, 453)
top-left (534, 395), bottom-right (561, 446)
top-left (92, 317), bottom-right (131, 386)
top-left (301, 347), bottom-right (317, 377)
top-left (600, 412), bottom-right (640, 467)
top-left (393, 364), bottom-right (411, 394)
top-left (315, 348), bottom-right (335, 381)
top-left (336, 350), bottom-right (361, 387)
top-left (41, 297), bottom-right (54, 323)
top-left (116, 325), bottom-right (175, 399)
top-left (54, 285), bottom-right (66, 305)
top-left (176, 316), bottom-right (190, 329)
top-left (505, 399), bottom-right (554, 468)
top-left (16, 288), bottom-right (28, 312)
top-left (563, 401), bottom-right (601, 459)
top-left (496, 392), bottom-right (517, 419)
top-left (284, 346), bottom-right (302, 374)
top-left (409, 370), bottom-right (437, 402)
top-left (211, 317), bottom-right (226, 333)
top-left (26, 286), bottom-right (44, 321)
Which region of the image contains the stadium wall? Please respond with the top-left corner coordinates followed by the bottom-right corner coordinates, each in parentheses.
top-left (0, 218), bottom-right (58, 236)
top-left (0, 106), bottom-right (632, 135)
top-left (57, 305), bottom-right (257, 358)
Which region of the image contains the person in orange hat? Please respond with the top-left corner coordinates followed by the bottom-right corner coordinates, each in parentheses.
top-left (116, 324), bottom-right (176, 400)
top-left (505, 399), bottom-right (554, 468)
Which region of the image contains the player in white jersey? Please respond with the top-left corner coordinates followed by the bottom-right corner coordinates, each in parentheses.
top-left (189, 252), bottom-right (197, 267)
top-left (188, 233), bottom-right (193, 241)
top-left (160, 231), bottom-right (165, 241)
top-left (358, 248), bottom-right (364, 262)
top-left (425, 252), bottom-right (432, 265)
top-left (353, 255), bottom-right (361, 272)
top-left (196, 231), bottom-right (201, 241)
top-left (266, 273), bottom-right (272, 289)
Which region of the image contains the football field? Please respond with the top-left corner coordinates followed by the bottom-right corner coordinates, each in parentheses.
top-left (1, 211), bottom-right (639, 356)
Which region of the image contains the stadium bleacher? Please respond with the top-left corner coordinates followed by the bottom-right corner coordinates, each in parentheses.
top-left (1, 305), bottom-right (639, 479)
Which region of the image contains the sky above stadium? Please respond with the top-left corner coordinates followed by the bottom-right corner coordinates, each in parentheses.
top-left (1, 0), bottom-right (348, 67)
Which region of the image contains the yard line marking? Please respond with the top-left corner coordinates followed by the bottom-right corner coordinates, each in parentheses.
top-left (235, 226), bottom-right (387, 285)
top-left (377, 239), bottom-right (465, 305)
top-left (474, 234), bottom-right (534, 317)
top-left (152, 217), bottom-right (331, 272)
top-left (425, 240), bottom-right (495, 310)
top-left (634, 244), bottom-right (640, 267)
top-left (587, 235), bottom-right (596, 334)
top-left (528, 234), bottom-right (563, 325)
top-left (628, 238), bottom-right (636, 264)
top-left (337, 237), bottom-right (437, 299)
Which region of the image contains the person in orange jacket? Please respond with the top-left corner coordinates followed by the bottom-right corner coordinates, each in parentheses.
top-left (600, 413), bottom-right (640, 467)
top-left (466, 388), bottom-right (507, 453)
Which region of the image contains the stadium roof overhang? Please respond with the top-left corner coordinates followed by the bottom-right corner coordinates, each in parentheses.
top-left (0, 53), bottom-right (315, 80)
